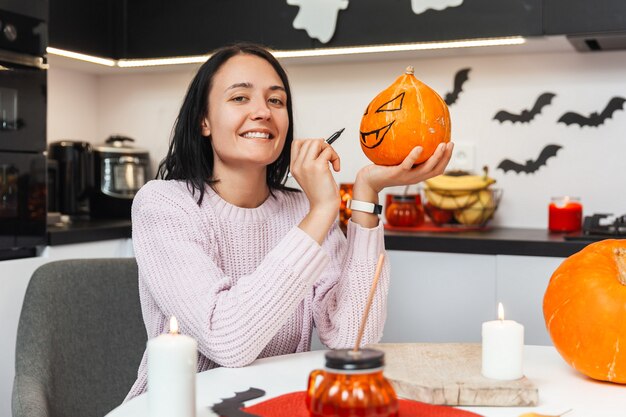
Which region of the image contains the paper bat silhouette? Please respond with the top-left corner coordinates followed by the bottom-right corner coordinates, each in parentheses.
top-left (211, 387), bottom-right (265, 417)
top-left (493, 92), bottom-right (556, 124)
top-left (444, 68), bottom-right (470, 106)
top-left (497, 144), bottom-right (562, 174)
top-left (558, 96), bottom-right (626, 127)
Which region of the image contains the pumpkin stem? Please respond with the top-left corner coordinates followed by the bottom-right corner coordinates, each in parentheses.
top-left (405, 66), bottom-right (414, 75)
top-left (615, 248), bottom-right (626, 286)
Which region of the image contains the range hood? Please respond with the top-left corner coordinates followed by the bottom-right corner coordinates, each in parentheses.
top-left (567, 32), bottom-right (626, 52)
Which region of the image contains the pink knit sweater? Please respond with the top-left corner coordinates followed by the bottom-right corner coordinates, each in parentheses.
top-left (125, 180), bottom-right (390, 400)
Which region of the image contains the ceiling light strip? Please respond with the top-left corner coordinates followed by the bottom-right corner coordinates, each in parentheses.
top-left (117, 55), bottom-right (210, 67)
top-left (273, 37), bottom-right (526, 58)
top-left (47, 36), bottom-right (526, 68)
top-left (46, 47), bottom-right (116, 66)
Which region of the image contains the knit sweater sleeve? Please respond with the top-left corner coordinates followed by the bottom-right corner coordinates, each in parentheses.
top-left (312, 219), bottom-right (390, 349)
top-left (132, 181), bottom-right (329, 367)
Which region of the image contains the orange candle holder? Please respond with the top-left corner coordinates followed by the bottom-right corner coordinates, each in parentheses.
top-left (339, 183), bottom-right (353, 227)
top-left (549, 196), bottom-right (583, 232)
top-left (385, 194), bottom-right (424, 227)
top-left (306, 349), bottom-right (398, 417)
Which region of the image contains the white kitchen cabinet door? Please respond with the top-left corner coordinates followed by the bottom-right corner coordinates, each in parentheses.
top-left (495, 255), bottom-right (565, 346)
top-left (382, 250), bottom-right (497, 343)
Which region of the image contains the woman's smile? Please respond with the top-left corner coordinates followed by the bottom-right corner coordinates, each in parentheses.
top-left (240, 130), bottom-right (273, 140)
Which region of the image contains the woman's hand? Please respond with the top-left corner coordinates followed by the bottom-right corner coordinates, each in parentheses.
top-left (350, 142), bottom-right (454, 228)
top-left (356, 142), bottom-right (454, 194)
top-left (291, 139), bottom-right (341, 244)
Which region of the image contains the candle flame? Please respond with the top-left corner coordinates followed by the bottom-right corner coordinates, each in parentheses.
top-left (169, 316), bottom-right (179, 334)
top-left (497, 303), bottom-right (505, 321)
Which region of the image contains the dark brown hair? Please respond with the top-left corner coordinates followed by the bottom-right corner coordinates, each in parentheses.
top-left (157, 43), bottom-right (296, 205)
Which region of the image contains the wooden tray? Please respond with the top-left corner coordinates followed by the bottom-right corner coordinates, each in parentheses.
top-left (367, 343), bottom-right (538, 407)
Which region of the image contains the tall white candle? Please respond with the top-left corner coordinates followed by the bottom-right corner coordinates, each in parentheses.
top-left (148, 316), bottom-right (198, 417)
top-left (481, 303), bottom-right (524, 380)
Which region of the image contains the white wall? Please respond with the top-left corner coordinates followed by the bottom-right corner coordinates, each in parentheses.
top-left (48, 49), bottom-right (626, 228)
top-left (47, 67), bottom-right (100, 142)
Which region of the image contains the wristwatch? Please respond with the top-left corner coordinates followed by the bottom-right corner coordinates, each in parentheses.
top-left (347, 199), bottom-right (383, 215)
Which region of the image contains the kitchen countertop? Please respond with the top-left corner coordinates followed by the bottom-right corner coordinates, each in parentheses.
top-left (47, 218), bottom-right (132, 246)
top-left (46, 218), bottom-right (607, 257)
top-left (384, 226), bottom-right (598, 257)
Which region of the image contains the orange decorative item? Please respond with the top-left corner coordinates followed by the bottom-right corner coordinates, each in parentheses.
top-left (359, 66), bottom-right (451, 166)
top-left (339, 183), bottom-right (353, 227)
top-left (543, 239), bottom-right (626, 384)
top-left (385, 195), bottom-right (424, 227)
top-left (307, 349), bottom-right (399, 417)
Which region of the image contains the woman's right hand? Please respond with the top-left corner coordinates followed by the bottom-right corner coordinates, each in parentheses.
top-left (291, 139), bottom-right (341, 244)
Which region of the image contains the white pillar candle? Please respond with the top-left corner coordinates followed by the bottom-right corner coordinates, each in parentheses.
top-left (148, 316), bottom-right (198, 417)
top-left (481, 303), bottom-right (524, 380)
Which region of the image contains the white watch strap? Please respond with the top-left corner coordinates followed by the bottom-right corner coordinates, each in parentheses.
top-left (347, 199), bottom-right (383, 215)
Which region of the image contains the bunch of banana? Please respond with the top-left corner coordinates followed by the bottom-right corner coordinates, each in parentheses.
top-left (424, 167), bottom-right (497, 225)
top-left (453, 189), bottom-right (497, 225)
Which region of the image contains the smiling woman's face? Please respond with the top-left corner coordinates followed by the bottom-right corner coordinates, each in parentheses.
top-left (201, 54), bottom-right (289, 171)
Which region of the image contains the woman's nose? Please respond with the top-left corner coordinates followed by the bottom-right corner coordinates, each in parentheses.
top-left (250, 100), bottom-right (271, 120)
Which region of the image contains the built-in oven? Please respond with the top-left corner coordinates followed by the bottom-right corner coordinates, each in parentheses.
top-left (0, 9), bottom-right (47, 260)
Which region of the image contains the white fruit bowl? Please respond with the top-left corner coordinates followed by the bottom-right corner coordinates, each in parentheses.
top-left (421, 188), bottom-right (503, 228)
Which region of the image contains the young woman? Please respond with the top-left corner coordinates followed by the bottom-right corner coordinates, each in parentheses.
top-left (126, 43), bottom-right (453, 399)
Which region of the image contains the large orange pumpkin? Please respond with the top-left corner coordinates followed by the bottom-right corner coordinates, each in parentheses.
top-left (543, 239), bottom-right (626, 383)
top-left (359, 66), bottom-right (451, 166)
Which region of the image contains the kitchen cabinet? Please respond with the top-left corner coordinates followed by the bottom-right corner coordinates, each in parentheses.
top-left (313, 250), bottom-right (561, 350)
top-left (124, 0), bottom-right (312, 59)
top-left (50, 0), bottom-right (542, 60)
top-left (315, 250), bottom-right (563, 350)
top-left (310, 250), bottom-right (497, 350)
top-left (544, 0), bottom-right (626, 36)
top-left (496, 255), bottom-right (564, 346)
top-left (49, 0), bottom-right (122, 58)
top-left (0, 238), bottom-right (134, 417)
top-left (126, 0), bottom-right (542, 59)
top-left (382, 250), bottom-right (497, 344)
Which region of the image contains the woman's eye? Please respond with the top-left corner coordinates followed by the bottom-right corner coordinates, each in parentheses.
top-left (231, 96), bottom-right (248, 103)
top-left (268, 97), bottom-right (284, 106)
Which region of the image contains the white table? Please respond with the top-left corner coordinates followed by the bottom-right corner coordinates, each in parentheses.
top-left (107, 346), bottom-right (626, 417)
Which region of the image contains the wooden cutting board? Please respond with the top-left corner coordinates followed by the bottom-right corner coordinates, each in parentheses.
top-left (367, 343), bottom-right (538, 407)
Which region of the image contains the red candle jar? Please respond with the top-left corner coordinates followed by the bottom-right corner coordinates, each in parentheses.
top-left (549, 197), bottom-right (583, 232)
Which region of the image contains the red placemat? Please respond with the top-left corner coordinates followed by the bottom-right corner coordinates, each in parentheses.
top-left (243, 391), bottom-right (483, 417)
top-left (384, 221), bottom-right (488, 233)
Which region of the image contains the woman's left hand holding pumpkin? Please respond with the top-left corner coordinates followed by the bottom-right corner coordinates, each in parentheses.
top-left (357, 142), bottom-right (454, 194)
top-left (350, 142), bottom-right (454, 228)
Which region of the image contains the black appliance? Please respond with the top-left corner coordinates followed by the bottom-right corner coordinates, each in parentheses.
top-left (564, 214), bottom-right (626, 242)
top-left (48, 141), bottom-right (93, 216)
top-left (47, 158), bottom-right (58, 212)
top-left (0, 8), bottom-right (48, 261)
top-left (91, 136), bottom-right (150, 219)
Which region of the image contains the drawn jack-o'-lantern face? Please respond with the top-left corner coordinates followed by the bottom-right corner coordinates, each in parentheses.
top-left (360, 67), bottom-right (451, 166)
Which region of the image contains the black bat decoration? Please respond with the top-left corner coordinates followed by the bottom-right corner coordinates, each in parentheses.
top-left (557, 96), bottom-right (626, 127)
top-left (497, 144), bottom-right (562, 174)
top-left (211, 387), bottom-right (266, 417)
top-left (493, 92), bottom-right (556, 124)
top-left (444, 68), bottom-right (471, 106)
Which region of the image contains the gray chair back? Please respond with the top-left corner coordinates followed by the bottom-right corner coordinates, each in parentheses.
top-left (12, 258), bottom-right (146, 417)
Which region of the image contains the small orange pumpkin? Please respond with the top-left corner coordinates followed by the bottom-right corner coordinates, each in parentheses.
top-left (543, 239), bottom-right (626, 383)
top-left (359, 66), bottom-right (451, 166)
